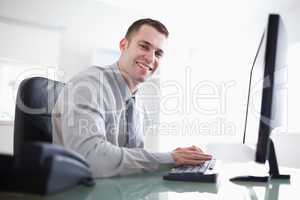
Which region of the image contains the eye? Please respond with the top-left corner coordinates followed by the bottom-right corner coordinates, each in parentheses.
top-left (155, 51), bottom-right (163, 58)
top-left (139, 44), bottom-right (149, 50)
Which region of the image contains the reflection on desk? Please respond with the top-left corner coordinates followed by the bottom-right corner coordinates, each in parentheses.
top-left (232, 179), bottom-right (290, 200)
top-left (0, 163), bottom-right (299, 200)
top-left (89, 171), bottom-right (218, 200)
top-left (0, 170), bottom-right (217, 200)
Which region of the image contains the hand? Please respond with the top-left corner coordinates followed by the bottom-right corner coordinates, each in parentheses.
top-left (171, 145), bottom-right (212, 166)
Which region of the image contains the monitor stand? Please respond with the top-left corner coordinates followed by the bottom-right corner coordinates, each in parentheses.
top-left (230, 139), bottom-right (290, 182)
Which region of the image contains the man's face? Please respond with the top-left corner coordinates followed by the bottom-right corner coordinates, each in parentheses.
top-left (119, 25), bottom-right (167, 84)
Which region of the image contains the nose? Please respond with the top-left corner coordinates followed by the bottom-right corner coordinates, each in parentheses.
top-left (144, 50), bottom-right (155, 64)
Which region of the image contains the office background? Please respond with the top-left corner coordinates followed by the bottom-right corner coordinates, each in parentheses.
top-left (0, 0), bottom-right (299, 167)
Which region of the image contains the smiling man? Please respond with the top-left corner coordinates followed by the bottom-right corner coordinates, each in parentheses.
top-left (118, 22), bottom-right (165, 89)
top-left (52, 18), bottom-right (211, 178)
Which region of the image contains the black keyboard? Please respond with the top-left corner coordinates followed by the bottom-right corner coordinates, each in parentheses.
top-left (163, 159), bottom-right (217, 183)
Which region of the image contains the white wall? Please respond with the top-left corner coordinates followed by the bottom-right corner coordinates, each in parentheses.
top-left (0, 0), bottom-right (142, 79)
top-left (151, 0), bottom-right (300, 167)
top-left (152, 1), bottom-right (300, 153)
top-left (104, 0), bottom-right (300, 166)
top-left (0, 121), bottom-right (13, 154)
top-left (0, 0), bottom-right (300, 166)
top-left (0, 0), bottom-right (160, 154)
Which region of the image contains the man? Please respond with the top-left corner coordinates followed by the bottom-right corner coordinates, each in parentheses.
top-left (52, 18), bottom-right (212, 178)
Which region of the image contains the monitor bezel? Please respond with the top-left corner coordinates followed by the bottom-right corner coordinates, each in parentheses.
top-left (255, 14), bottom-right (280, 163)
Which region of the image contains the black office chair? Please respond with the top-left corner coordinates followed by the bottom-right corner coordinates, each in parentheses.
top-left (13, 77), bottom-right (65, 156)
top-left (7, 77), bottom-right (95, 195)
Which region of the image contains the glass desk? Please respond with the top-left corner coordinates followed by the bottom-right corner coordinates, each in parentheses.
top-left (1, 162), bottom-right (299, 200)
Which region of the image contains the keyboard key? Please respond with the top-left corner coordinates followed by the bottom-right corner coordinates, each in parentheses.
top-left (163, 159), bottom-right (218, 182)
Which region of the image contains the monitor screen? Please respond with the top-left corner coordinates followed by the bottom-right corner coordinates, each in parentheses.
top-left (243, 14), bottom-right (287, 163)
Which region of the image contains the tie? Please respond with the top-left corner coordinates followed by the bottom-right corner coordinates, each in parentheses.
top-left (126, 96), bottom-right (143, 148)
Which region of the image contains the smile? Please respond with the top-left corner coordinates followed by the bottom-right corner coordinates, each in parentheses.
top-left (136, 62), bottom-right (153, 71)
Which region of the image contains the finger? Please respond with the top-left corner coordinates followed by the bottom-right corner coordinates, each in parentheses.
top-left (181, 152), bottom-right (212, 161)
top-left (174, 149), bottom-right (212, 161)
top-left (186, 146), bottom-right (197, 151)
top-left (182, 150), bottom-right (212, 157)
top-left (173, 147), bottom-right (181, 151)
top-left (186, 145), bottom-right (204, 153)
top-left (180, 158), bottom-right (204, 166)
top-left (191, 145), bottom-right (201, 150)
top-left (192, 153), bottom-right (212, 160)
top-left (193, 145), bottom-right (204, 153)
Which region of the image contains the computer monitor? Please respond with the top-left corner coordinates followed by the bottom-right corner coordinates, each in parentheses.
top-left (232, 14), bottom-right (290, 182)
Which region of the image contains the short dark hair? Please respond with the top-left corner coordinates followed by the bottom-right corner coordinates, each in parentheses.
top-left (125, 18), bottom-right (169, 41)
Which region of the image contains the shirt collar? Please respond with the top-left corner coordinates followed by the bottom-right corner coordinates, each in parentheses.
top-left (109, 62), bottom-right (134, 102)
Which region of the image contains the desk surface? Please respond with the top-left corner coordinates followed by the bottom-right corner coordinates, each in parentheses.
top-left (1, 162), bottom-right (299, 200)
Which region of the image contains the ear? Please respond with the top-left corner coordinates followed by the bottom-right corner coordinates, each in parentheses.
top-left (119, 38), bottom-right (127, 51)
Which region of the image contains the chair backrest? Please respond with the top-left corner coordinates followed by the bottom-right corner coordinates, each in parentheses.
top-left (13, 77), bottom-right (65, 155)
